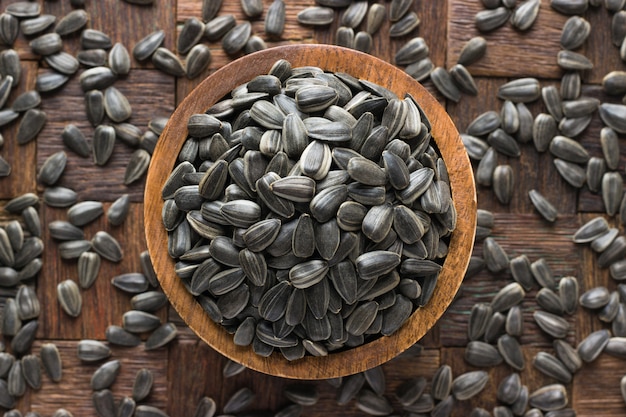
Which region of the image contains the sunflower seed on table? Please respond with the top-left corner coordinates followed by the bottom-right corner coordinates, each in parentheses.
top-left (16, 108), bottom-right (47, 145)
top-left (54, 9), bottom-right (88, 36)
top-left (553, 158), bottom-right (586, 188)
top-left (135, 405), bottom-right (170, 417)
top-left (133, 29), bottom-right (165, 61)
top-left (44, 52), bottom-right (79, 75)
top-left (602, 171), bottom-right (624, 216)
top-left (67, 201), bottom-right (104, 228)
top-left (29, 32), bottom-right (62, 56)
top-left (222, 22), bottom-right (251, 55)
top-left (19, 14), bottom-right (54, 36)
top-left (11, 320), bottom-right (38, 356)
top-left (177, 17), bottom-right (205, 55)
top-left (475, 7), bottom-right (511, 32)
top-left (61, 124), bottom-right (90, 158)
top-left (2, 299), bottom-right (21, 337)
top-left (16, 285), bottom-right (40, 320)
top-left (430, 67), bottom-right (462, 102)
top-left (0, 50), bottom-right (20, 86)
top-left (8, 360), bottom-right (25, 397)
top-left (92, 389), bottom-right (116, 417)
top-left (451, 370), bottom-right (490, 401)
top-left (91, 360), bottom-right (121, 391)
top-left (497, 373), bottom-right (522, 405)
top-left (598, 236), bottom-right (626, 268)
top-left (91, 231), bottom-right (123, 263)
top-left (0, 13), bottom-right (18, 45)
top-left (511, 0), bottom-right (540, 30)
top-left (600, 127), bottom-right (620, 171)
top-left (593, 227), bottom-right (619, 253)
top-left (151, 47), bottom-right (185, 77)
top-left (185, 44), bottom-right (212, 79)
top-left (80, 29), bottom-right (112, 50)
top-left (465, 340), bottom-right (503, 367)
top-left (533, 351), bottom-right (572, 383)
top-left (577, 329), bottom-right (611, 363)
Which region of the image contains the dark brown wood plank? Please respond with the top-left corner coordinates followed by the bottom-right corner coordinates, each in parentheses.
top-left (29, 340), bottom-right (168, 416)
top-left (583, 6), bottom-right (626, 85)
top-left (37, 68), bottom-right (174, 202)
top-left (0, 61), bottom-right (38, 199)
top-left (573, 354), bottom-right (626, 417)
top-left (38, 203), bottom-right (167, 340)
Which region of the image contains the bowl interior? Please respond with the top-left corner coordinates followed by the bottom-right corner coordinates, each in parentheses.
top-left (144, 44), bottom-right (477, 379)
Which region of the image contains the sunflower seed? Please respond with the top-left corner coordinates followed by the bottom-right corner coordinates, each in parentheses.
top-left (177, 17), bottom-right (205, 55)
top-left (16, 108), bottom-right (46, 145)
top-left (389, 11), bottom-right (421, 37)
top-left (20, 354), bottom-right (41, 390)
top-left (91, 231), bottom-right (123, 263)
top-left (468, 303), bottom-right (492, 341)
top-left (11, 320), bottom-right (38, 355)
top-left (533, 310), bottom-right (569, 339)
top-left (67, 201), bottom-right (103, 227)
top-left (364, 3), bottom-right (386, 35)
top-left (152, 47), bottom-right (185, 77)
top-left (44, 52), bottom-right (79, 75)
top-left (553, 158), bottom-right (586, 188)
top-left (36, 150), bottom-right (66, 186)
top-left (16, 285), bottom-right (40, 320)
top-left (145, 322), bottom-right (177, 350)
top-left (92, 389), bottom-right (116, 417)
top-left (483, 237), bottom-right (510, 273)
top-left (573, 216), bottom-right (609, 243)
top-left (561, 16), bottom-right (590, 49)
top-left (133, 29), bottom-right (165, 61)
top-left (59, 240), bottom-right (92, 260)
top-left (533, 352), bottom-right (572, 383)
top-left (2, 299), bottom-right (20, 336)
top-left (122, 310), bottom-right (161, 333)
top-left (511, 0), bottom-right (540, 30)
top-left (222, 22), bottom-right (251, 55)
top-left (0, 13), bottom-right (18, 45)
top-left (465, 340), bottom-right (503, 367)
top-left (602, 172), bottom-right (624, 216)
top-left (112, 273), bottom-right (149, 294)
top-left (186, 44), bottom-right (211, 79)
top-left (91, 360), bottom-right (121, 391)
top-left (598, 236), bottom-right (626, 268)
top-left (8, 360), bottom-right (25, 397)
top-left (223, 387), bottom-right (255, 414)
top-left (528, 189), bottom-right (558, 222)
top-left (35, 71), bottom-right (69, 92)
top-left (576, 329), bottom-right (611, 363)
top-left (81, 28), bottom-right (112, 49)
top-left (475, 7), bottom-right (511, 32)
top-left (452, 371), bottom-right (490, 400)
top-left (135, 405), bottom-right (170, 417)
top-left (605, 337), bottom-right (626, 358)
top-left (77, 48), bottom-right (108, 68)
top-left (55, 9), bottom-right (88, 36)
top-left (29, 32), bottom-right (62, 56)
top-left (496, 373), bottom-right (522, 405)
top-left (498, 78), bottom-right (541, 103)
top-left (0, 50), bottom-right (19, 88)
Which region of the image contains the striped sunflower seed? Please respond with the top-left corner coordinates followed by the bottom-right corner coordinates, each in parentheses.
top-left (8, 360), bottom-right (25, 397)
top-left (533, 352), bottom-right (572, 383)
top-left (498, 78), bottom-right (541, 103)
top-left (451, 370), bottom-right (489, 401)
top-left (152, 47), bottom-right (185, 77)
top-left (91, 360), bottom-right (121, 391)
top-left (498, 334), bottom-right (525, 371)
top-left (533, 310), bottom-right (569, 339)
top-left (16, 108), bottom-right (46, 145)
top-left (457, 36), bottom-right (487, 66)
top-left (22, 354), bottom-right (41, 390)
top-left (529, 189), bottom-right (558, 222)
top-left (78, 252), bottom-right (101, 290)
top-left (80, 29), bottom-right (112, 49)
top-left (483, 237), bottom-right (509, 273)
top-left (77, 339), bottom-right (110, 362)
top-left (178, 17), bottom-right (205, 55)
top-left (497, 373), bottom-right (522, 405)
top-left (0, 13), bottom-right (19, 45)
top-left (91, 231), bottom-right (123, 263)
top-left (265, 0), bottom-right (286, 37)
top-left (561, 16), bottom-right (590, 49)
top-left (475, 7), bottom-right (511, 32)
top-left (37, 151), bottom-right (66, 186)
top-left (29, 33), bottom-right (62, 55)
top-left (222, 22), bottom-right (251, 55)
top-left (145, 322), bottom-right (177, 350)
top-left (465, 340), bottom-right (503, 367)
top-left (132, 368), bottom-right (153, 402)
top-left (12, 320), bottom-right (38, 355)
top-left (186, 44), bottom-right (211, 79)
top-left (511, 0), bottom-right (540, 31)
top-left (55, 9), bottom-right (88, 36)
top-left (430, 67), bottom-right (461, 102)
top-left (598, 236), bottom-right (626, 268)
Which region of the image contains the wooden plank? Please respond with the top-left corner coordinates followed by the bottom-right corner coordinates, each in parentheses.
top-left (447, 0), bottom-right (568, 80)
top-left (439, 213), bottom-right (581, 347)
top-left (38, 203), bottom-right (167, 340)
top-left (37, 68), bottom-right (175, 202)
top-left (39, 0), bottom-right (176, 69)
top-left (573, 354), bottom-right (626, 417)
top-left (0, 61), bottom-right (38, 199)
top-left (29, 340), bottom-right (168, 416)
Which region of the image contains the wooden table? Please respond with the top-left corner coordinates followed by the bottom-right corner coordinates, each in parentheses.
top-left (1, 0), bottom-right (624, 416)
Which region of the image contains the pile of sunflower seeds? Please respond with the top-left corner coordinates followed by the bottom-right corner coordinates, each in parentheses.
top-left (162, 57), bottom-right (456, 359)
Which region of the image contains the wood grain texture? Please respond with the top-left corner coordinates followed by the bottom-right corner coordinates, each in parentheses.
top-left (573, 354), bottom-right (626, 417)
top-left (0, 61), bottom-right (38, 199)
top-left (145, 44), bottom-right (476, 379)
top-left (37, 68), bottom-right (174, 202)
top-left (447, 0), bottom-right (567, 80)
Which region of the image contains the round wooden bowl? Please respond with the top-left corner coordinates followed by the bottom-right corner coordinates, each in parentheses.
top-left (144, 44), bottom-right (476, 379)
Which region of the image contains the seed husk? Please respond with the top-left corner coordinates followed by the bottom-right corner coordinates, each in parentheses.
top-left (475, 7), bottom-right (511, 32)
top-left (91, 231), bottom-right (123, 263)
top-left (123, 310), bottom-right (161, 333)
top-left (533, 352), bottom-right (572, 383)
top-left (11, 320), bottom-right (38, 356)
top-left (529, 189), bottom-right (558, 222)
top-left (498, 78), bottom-right (541, 103)
top-left (483, 237), bottom-right (509, 273)
top-left (0, 14), bottom-right (19, 45)
top-left (533, 310), bottom-right (570, 339)
top-left (17, 109), bottom-right (46, 145)
top-left (145, 322), bottom-right (178, 350)
top-left (55, 9), bottom-right (89, 36)
top-left (21, 354), bottom-right (41, 390)
top-left (430, 67), bottom-right (462, 103)
top-left (133, 30), bottom-right (165, 61)
top-left (389, 12), bottom-right (421, 38)
top-left (186, 44), bottom-right (212, 79)
top-left (511, 0), bottom-right (540, 31)
top-left (178, 17), bottom-right (205, 55)
top-left (91, 360), bottom-right (121, 391)
top-left (265, 0), bottom-right (286, 37)
top-left (152, 47), bottom-right (185, 77)
top-left (222, 22), bottom-right (251, 55)
top-left (465, 340), bottom-right (503, 367)
top-left (458, 36), bottom-right (487, 66)
top-left (452, 370), bottom-right (490, 401)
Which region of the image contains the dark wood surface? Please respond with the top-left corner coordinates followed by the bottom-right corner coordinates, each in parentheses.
top-left (1, 0), bottom-right (625, 416)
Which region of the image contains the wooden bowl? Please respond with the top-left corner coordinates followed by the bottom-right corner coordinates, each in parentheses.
top-left (144, 44), bottom-right (476, 379)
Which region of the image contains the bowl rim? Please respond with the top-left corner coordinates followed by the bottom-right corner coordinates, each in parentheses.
top-left (144, 44), bottom-right (477, 379)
